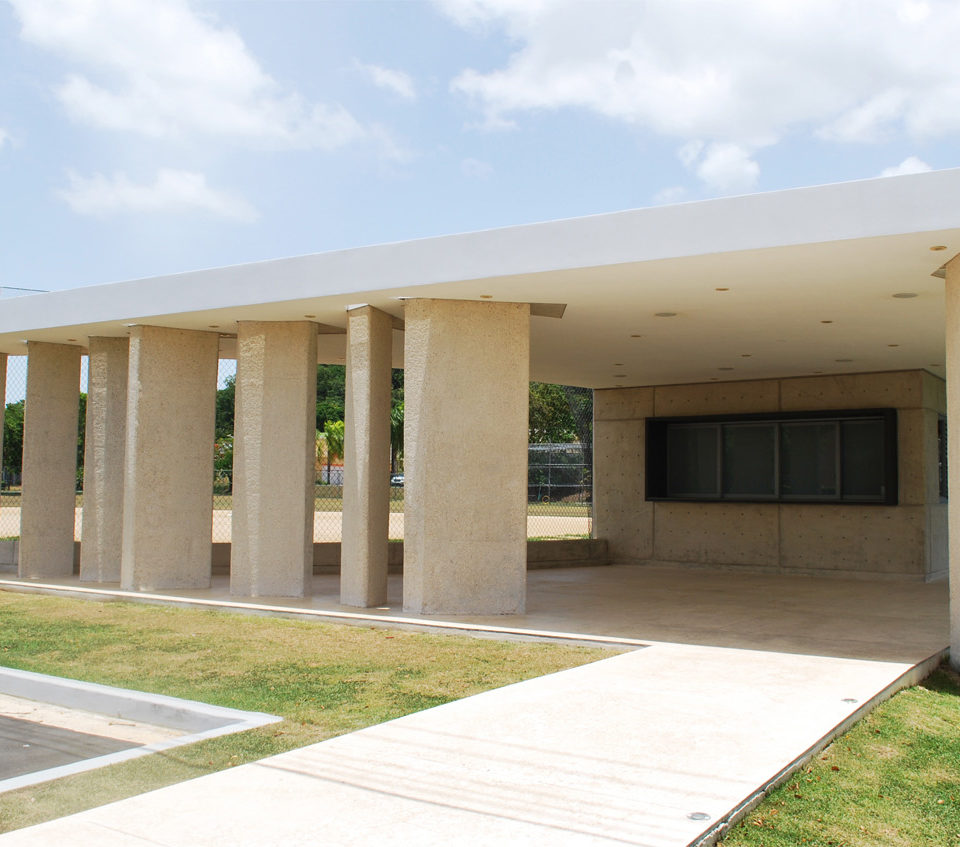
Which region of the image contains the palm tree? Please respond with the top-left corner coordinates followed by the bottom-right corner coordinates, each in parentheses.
top-left (390, 402), bottom-right (403, 473)
top-left (323, 420), bottom-right (345, 484)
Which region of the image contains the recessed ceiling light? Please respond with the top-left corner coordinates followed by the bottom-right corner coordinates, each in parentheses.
top-left (835, 358), bottom-right (853, 363)
top-left (630, 333), bottom-right (643, 338)
top-left (304, 314), bottom-right (316, 318)
top-left (613, 363), bottom-right (624, 366)
top-left (931, 245), bottom-right (948, 251)
top-left (930, 363), bottom-right (942, 367)
top-left (718, 366), bottom-right (734, 371)
top-left (888, 343), bottom-right (900, 347)
top-left (715, 287), bottom-right (730, 291)
top-left (208, 325), bottom-right (219, 329)
top-left (892, 293), bottom-right (918, 299)
top-left (655, 312), bottom-right (677, 317)
top-left (740, 354), bottom-right (751, 358)
top-left (480, 294), bottom-right (493, 299)
top-left (820, 320), bottom-right (834, 324)
top-left (67, 338), bottom-right (77, 342)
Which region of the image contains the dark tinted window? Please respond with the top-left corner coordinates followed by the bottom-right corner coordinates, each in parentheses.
top-left (841, 419), bottom-right (885, 500)
top-left (723, 423), bottom-right (776, 497)
top-left (781, 422), bottom-right (837, 498)
top-left (667, 425), bottom-right (718, 497)
top-left (647, 409), bottom-right (895, 505)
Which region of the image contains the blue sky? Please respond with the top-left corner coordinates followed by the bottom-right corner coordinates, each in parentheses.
top-left (2, 0), bottom-right (959, 294)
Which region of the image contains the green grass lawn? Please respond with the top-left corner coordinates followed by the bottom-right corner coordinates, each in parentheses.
top-left (719, 665), bottom-right (960, 847)
top-left (0, 591), bottom-right (607, 834)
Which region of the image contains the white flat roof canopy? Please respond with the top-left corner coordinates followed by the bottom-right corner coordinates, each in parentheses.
top-left (2, 169), bottom-right (958, 388)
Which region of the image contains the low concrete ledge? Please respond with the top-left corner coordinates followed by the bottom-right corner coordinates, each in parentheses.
top-left (212, 538), bottom-right (609, 575)
top-left (0, 539), bottom-right (18, 566)
top-left (4, 538), bottom-right (610, 575)
top-left (527, 538), bottom-right (610, 569)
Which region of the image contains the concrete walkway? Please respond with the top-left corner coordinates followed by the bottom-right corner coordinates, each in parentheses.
top-left (0, 565), bottom-right (949, 845)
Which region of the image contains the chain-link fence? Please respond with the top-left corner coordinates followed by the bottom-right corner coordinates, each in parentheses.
top-left (527, 385), bottom-right (593, 539)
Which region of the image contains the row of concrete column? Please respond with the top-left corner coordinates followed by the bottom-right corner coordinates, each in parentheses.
top-left (10, 299), bottom-right (531, 615)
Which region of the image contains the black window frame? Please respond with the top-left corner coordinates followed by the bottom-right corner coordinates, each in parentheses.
top-left (646, 408), bottom-right (897, 505)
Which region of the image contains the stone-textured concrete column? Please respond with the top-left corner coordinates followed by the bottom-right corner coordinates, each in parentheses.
top-left (403, 299), bottom-right (529, 615)
top-left (231, 321), bottom-right (317, 597)
top-left (341, 306), bottom-right (392, 607)
top-left (80, 337), bottom-right (129, 582)
top-left (0, 353), bottom-right (6, 483)
top-left (945, 255), bottom-right (960, 671)
top-left (121, 326), bottom-right (219, 591)
top-left (19, 342), bottom-right (81, 578)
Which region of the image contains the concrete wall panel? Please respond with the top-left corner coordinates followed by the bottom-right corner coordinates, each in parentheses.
top-left (922, 369), bottom-right (947, 413)
top-left (927, 503), bottom-right (948, 580)
top-left (654, 502), bottom-right (779, 566)
top-left (594, 386), bottom-right (654, 421)
top-left (595, 369), bottom-right (941, 580)
top-left (653, 380), bottom-right (779, 417)
top-left (780, 505), bottom-right (926, 575)
top-left (593, 415), bottom-right (653, 561)
top-left (781, 372), bottom-right (922, 411)
top-left (897, 408), bottom-right (926, 507)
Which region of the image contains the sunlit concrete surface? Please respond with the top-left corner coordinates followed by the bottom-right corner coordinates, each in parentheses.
top-left (0, 639), bottom-right (941, 846)
top-left (0, 564), bottom-right (946, 662)
top-left (0, 565), bottom-right (947, 844)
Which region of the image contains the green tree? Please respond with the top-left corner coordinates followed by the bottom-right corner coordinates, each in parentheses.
top-left (2, 394), bottom-right (87, 489)
top-left (76, 393), bottom-right (86, 489)
top-left (529, 382), bottom-right (577, 443)
top-left (215, 375), bottom-right (236, 440)
top-left (316, 364), bottom-right (345, 432)
top-left (2, 400), bottom-right (24, 485)
top-left (390, 402), bottom-right (404, 473)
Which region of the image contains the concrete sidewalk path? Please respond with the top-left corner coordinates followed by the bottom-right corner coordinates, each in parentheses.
top-left (0, 641), bottom-right (936, 846)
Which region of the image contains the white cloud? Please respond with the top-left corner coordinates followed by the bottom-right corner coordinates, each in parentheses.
top-left (652, 185), bottom-right (686, 205)
top-left (0, 128), bottom-right (10, 149)
top-left (690, 142), bottom-right (760, 194)
top-left (879, 156), bottom-right (932, 177)
top-left (438, 0), bottom-right (960, 187)
top-left (356, 61), bottom-right (416, 100)
top-left (10, 0), bottom-right (365, 150)
top-left (60, 169), bottom-right (257, 221)
top-left (461, 157), bottom-right (494, 178)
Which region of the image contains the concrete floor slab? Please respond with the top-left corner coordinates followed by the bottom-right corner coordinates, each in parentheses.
top-left (1, 564), bottom-right (948, 661)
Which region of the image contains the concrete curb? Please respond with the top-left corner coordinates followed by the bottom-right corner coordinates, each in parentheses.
top-left (0, 578), bottom-right (647, 650)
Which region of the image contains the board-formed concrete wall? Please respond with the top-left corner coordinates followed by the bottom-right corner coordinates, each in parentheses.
top-left (594, 370), bottom-right (946, 581)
